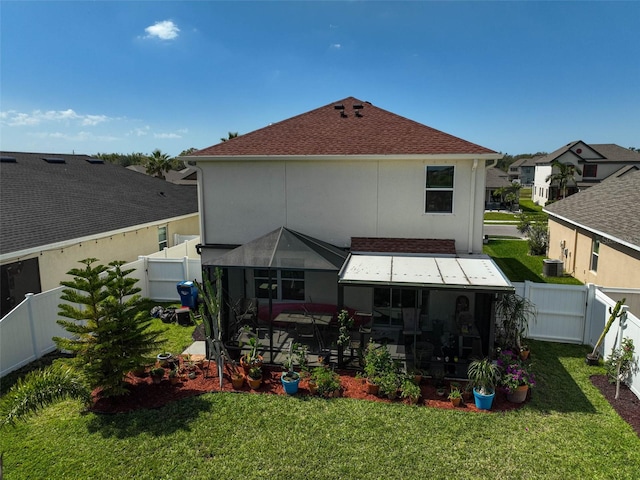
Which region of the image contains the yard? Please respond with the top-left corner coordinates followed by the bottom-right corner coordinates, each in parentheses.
top-left (1, 339), bottom-right (639, 479)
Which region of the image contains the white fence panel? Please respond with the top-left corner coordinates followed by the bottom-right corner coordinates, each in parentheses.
top-left (146, 257), bottom-right (202, 301)
top-left (513, 281), bottom-right (587, 344)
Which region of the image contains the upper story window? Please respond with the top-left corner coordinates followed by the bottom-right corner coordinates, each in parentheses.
top-left (583, 164), bottom-right (597, 178)
top-left (158, 226), bottom-right (168, 251)
top-left (590, 237), bottom-right (600, 272)
top-left (425, 166), bottom-right (454, 213)
top-left (254, 269), bottom-right (305, 301)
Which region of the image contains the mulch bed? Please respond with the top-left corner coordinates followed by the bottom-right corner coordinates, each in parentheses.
top-left (90, 361), bottom-right (526, 414)
top-left (590, 374), bottom-right (640, 437)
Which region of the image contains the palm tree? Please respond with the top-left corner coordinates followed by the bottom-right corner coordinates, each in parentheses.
top-left (220, 132), bottom-right (239, 142)
top-left (145, 149), bottom-right (173, 179)
top-left (545, 160), bottom-right (582, 200)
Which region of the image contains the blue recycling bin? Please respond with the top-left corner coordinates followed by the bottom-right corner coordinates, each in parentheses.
top-left (176, 281), bottom-right (198, 309)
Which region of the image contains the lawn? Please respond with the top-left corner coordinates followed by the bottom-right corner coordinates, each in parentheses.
top-left (484, 239), bottom-right (583, 285)
top-left (1, 340), bottom-right (638, 479)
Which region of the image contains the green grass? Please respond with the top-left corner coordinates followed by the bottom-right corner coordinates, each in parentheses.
top-left (1, 340), bottom-right (638, 479)
top-left (484, 239), bottom-right (582, 284)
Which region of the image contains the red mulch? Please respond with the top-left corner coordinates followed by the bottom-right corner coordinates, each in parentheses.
top-left (90, 362), bottom-right (526, 414)
top-left (590, 375), bottom-right (640, 437)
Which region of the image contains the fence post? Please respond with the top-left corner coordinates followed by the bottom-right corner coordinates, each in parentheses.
top-left (25, 293), bottom-right (40, 360)
top-left (583, 283), bottom-right (596, 346)
top-left (183, 256), bottom-right (189, 281)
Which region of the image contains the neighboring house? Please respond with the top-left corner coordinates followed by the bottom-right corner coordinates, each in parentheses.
top-left (127, 164), bottom-right (198, 185)
top-left (184, 97), bottom-right (513, 374)
top-left (508, 156), bottom-right (540, 185)
top-left (0, 152), bottom-right (200, 317)
top-left (485, 167), bottom-right (515, 210)
top-left (544, 169), bottom-right (640, 289)
top-left (532, 141), bottom-right (640, 205)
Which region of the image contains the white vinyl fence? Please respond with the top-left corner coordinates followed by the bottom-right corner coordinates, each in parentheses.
top-left (1, 238), bottom-right (202, 377)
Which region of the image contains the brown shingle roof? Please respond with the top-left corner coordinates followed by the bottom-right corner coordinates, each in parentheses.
top-left (350, 237), bottom-right (457, 255)
top-left (191, 97), bottom-right (497, 157)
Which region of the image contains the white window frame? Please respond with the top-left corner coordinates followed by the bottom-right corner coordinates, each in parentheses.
top-left (253, 269), bottom-right (305, 302)
top-left (590, 237), bottom-right (600, 272)
top-left (424, 165), bottom-right (455, 214)
top-left (158, 226), bottom-right (168, 251)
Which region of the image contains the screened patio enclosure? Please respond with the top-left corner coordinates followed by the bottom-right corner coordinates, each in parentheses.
top-left (202, 227), bottom-right (348, 361)
top-left (337, 253), bottom-right (515, 377)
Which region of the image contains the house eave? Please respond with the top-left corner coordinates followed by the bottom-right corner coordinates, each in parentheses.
top-left (183, 153), bottom-right (503, 163)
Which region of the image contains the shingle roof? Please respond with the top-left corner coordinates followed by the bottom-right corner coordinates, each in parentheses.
top-left (544, 169), bottom-right (640, 250)
top-left (486, 167), bottom-right (512, 189)
top-left (1, 152), bottom-right (198, 255)
top-left (350, 237), bottom-right (457, 255)
top-left (191, 97), bottom-right (497, 157)
top-left (535, 141), bottom-right (640, 165)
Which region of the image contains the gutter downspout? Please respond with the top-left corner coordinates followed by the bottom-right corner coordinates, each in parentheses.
top-left (468, 158), bottom-right (479, 254)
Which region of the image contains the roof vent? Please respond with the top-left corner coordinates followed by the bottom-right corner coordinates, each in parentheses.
top-left (334, 104), bottom-right (345, 110)
top-left (353, 104), bottom-right (363, 110)
top-left (340, 110), bottom-right (348, 118)
top-left (43, 157), bottom-right (66, 164)
top-left (355, 110), bottom-right (363, 118)
top-left (0, 156), bottom-right (17, 163)
top-left (86, 158), bottom-right (104, 164)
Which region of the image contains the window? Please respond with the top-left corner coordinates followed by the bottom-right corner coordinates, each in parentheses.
top-left (158, 226), bottom-right (168, 251)
top-left (583, 164), bottom-right (597, 178)
top-left (590, 237), bottom-right (600, 272)
top-left (425, 166), bottom-right (454, 213)
top-left (373, 287), bottom-right (417, 326)
top-left (254, 269), bottom-right (305, 301)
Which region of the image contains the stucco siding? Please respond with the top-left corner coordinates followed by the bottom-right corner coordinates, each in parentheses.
top-left (197, 157), bottom-right (486, 253)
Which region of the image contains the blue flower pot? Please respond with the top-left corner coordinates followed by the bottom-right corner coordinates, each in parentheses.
top-left (281, 372), bottom-right (301, 395)
top-left (473, 389), bottom-right (495, 410)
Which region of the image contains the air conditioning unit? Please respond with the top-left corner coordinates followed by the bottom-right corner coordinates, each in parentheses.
top-left (543, 259), bottom-right (564, 277)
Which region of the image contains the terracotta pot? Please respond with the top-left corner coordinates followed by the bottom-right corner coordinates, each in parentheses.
top-left (308, 380), bottom-right (318, 395)
top-left (169, 376), bottom-right (180, 385)
top-left (365, 381), bottom-right (379, 396)
top-left (507, 385), bottom-right (529, 403)
top-left (450, 397), bottom-right (462, 407)
top-left (247, 375), bottom-right (262, 390)
top-left (240, 355), bottom-right (263, 374)
top-left (231, 374), bottom-right (244, 390)
top-left (519, 349), bottom-right (530, 361)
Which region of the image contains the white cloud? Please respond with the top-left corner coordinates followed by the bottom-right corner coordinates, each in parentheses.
top-left (154, 132), bottom-right (182, 139)
top-left (330, 43), bottom-right (342, 49)
top-left (144, 20), bottom-right (180, 40)
top-left (129, 126), bottom-right (151, 137)
top-left (0, 109), bottom-right (112, 127)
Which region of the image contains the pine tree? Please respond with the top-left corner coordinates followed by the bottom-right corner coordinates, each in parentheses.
top-left (54, 259), bottom-right (166, 397)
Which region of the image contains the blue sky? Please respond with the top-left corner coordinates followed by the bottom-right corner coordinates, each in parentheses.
top-left (1, 1), bottom-right (638, 157)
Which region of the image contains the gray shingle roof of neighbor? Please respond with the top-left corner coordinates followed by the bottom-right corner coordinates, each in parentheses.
top-left (544, 169), bottom-right (640, 250)
top-left (485, 167), bottom-right (512, 189)
top-left (0, 152), bottom-right (198, 255)
top-left (535, 141), bottom-right (640, 165)
top-left (189, 97), bottom-right (499, 157)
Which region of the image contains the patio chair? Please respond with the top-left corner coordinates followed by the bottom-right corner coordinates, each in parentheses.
top-left (232, 298), bottom-right (259, 328)
top-left (402, 308), bottom-right (421, 337)
top-left (295, 322), bottom-right (317, 351)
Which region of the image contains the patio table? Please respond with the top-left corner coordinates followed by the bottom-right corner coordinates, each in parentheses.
top-left (274, 311), bottom-right (334, 326)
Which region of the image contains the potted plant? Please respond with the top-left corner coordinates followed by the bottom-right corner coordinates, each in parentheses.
top-left (363, 340), bottom-right (394, 396)
top-left (400, 377), bottom-right (421, 405)
top-left (281, 341), bottom-right (302, 395)
top-left (448, 388), bottom-right (462, 407)
top-left (246, 366), bottom-right (262, 390)
top-left (467, 358), bottom-right (501, 410)
top-left (379, 371), bottom-right (401, 400)
top-left (168, 368), bottom-right (180, 385)
top-left (311, 366), bottom-right (341, 398)
top-left (240, 334), bottom-right (263, 374)
top-left (495, 293), bottom-right (536, 356)
top-left (156, 352), bottom-right (173, 368)
top-left (501, 360), bottom-right (535, 403)
top-left (150, 367), bottom-right (165, 384)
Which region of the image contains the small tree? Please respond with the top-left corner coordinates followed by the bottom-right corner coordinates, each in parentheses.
top-left (54, 259), bottom-right (165, 397)
top-left (528, 222), bottom-right (549, 255)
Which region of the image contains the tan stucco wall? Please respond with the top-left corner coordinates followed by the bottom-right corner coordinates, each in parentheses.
top-left (548, 218), bottom-right (640, 288)
top-left (197, 157), bottom-right (488, 253)
top-left (6, 214), bottom-right (199, 291)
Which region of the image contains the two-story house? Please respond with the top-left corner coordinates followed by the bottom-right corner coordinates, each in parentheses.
top-left (508, 156), bottom-right (541, 186)
top-left (185, 97), bottom-right (513, 375)
top-left (532, 141), bottom-right (640, 205)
